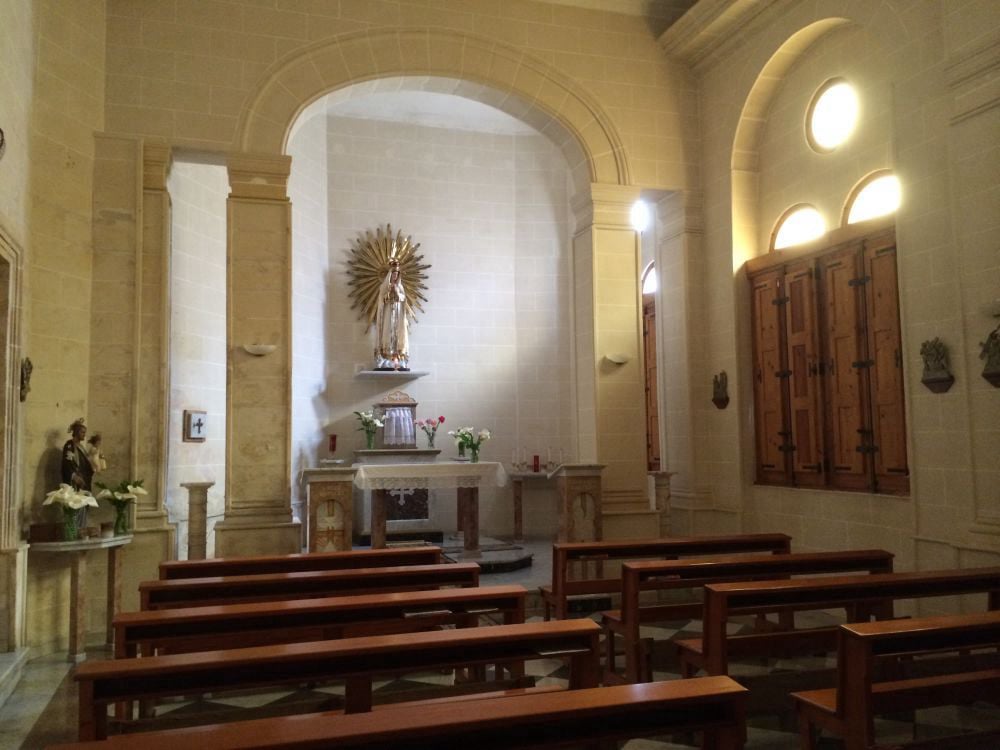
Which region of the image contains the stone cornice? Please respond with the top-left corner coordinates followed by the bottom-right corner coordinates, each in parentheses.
top-left (142, 142), bottom-right (172, 192)
top-left (227, 152), bottom-right (292, 200)
top-left (658, 0), bottom-right (772, 69)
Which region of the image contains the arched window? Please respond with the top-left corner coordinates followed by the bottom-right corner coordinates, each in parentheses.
top-left (844, 171), bottom-right (901, 225)
top-left (772, 204), bottom-right (826, 250)
top-left (641, 262), bottom-right (657, 295)
top-left (806, 78), bottom-right (859, 152)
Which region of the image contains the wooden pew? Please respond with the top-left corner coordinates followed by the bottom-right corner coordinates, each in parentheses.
top-left (115, 584), bottom-right (527, 659)
top-left (158, 546), bottom-right (442, 580)
top-left (543, 533), bottom-right (792, 620)
top-left (51, 678), bottom-right (749, 750)
top-left (792, 611), bottom-right (1000, 750)
top-left (140, 562), bottom-right (479, 610)
top-left (603, 548), bottom-right (895, 683)
top-left (77, 620), bottom-right (601, 740)
top-left (677, 567), bottom-right (1000, 678)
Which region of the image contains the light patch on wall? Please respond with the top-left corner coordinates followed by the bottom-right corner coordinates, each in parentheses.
top-left (773, 205), bottom-right (825, 250)
top-left (807, 79), bottom-right (858, 152)
top-left (847, 174), bottom-right (901, 224)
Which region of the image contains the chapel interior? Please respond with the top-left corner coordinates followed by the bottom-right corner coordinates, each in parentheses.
top-left (0, 0), bottom-right (999, 748)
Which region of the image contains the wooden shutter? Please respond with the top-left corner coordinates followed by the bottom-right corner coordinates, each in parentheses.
top-left (863, 233), bottom-right (908, 494)
top-left (750, 268), bottom-right (790, 484)
top-left (819, 244), bottom-right (871, 491)
top-left (783, 262), bottom-right (825, 487)
top-left (643, 297), bottom-right (660, 472)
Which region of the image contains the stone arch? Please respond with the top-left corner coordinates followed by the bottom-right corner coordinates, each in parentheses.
top-left (235, 28), bottom-right (631, 187)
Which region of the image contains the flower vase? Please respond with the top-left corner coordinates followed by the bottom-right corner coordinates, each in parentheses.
top-left (458, 443), bottom-right (466, 459)
top-left (469, 445), bottom-right (480, 463)
top-left (113, 504), bottom-right (129, 536)
top-left (62, 507), bottom-right (79, 541)
top-left (427, 434), bottom-right (435, 449)
top-left (365, 430), bottom-right (376, 450)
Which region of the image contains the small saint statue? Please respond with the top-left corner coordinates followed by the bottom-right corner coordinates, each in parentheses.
top-left (374, 259), bottom-right (409, 370)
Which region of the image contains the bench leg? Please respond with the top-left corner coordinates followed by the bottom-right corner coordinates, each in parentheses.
top-left (797, 711), bottom-right (818, 750)
top-left (344, 676), bottom-right (373, 713)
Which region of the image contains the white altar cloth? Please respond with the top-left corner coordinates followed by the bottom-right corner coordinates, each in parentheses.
top-left (353, 461), bottom-right (508, 491)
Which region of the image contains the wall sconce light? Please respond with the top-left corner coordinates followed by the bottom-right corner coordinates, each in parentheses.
top-left (604, 353), bottom-right (630, 365)
top-left (242, 343), bottom-right (277, 356)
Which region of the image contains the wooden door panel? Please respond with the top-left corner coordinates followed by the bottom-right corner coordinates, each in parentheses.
top-left (751, 269), bottom-right (790, 484)
top-left (784, 263), bottom-right (824, 487)
top-left (643, 298), bottom-right (660, 472)
top-left (864, 238), bottom-right (908, 494)
top-left (820, 246), bottom-right (871, 490)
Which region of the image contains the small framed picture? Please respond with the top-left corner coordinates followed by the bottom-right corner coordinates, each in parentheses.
top-left (183, 410), bottom-right (208, 442)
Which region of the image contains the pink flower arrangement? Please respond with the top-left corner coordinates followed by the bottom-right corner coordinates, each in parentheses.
top-left (415, 416), bottom-right (445, 446)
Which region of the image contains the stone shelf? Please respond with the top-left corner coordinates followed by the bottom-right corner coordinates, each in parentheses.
top-left (354, 370), bottom-right (429, 380)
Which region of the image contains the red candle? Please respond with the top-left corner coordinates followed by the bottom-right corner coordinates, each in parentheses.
top-left (328, 434), bottom-right (337, 453)
top-left (533, 454), bottom-right (540, 473)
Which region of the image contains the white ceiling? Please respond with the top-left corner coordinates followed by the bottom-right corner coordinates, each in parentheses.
top-left (327, 91), bottom-right (538, 135)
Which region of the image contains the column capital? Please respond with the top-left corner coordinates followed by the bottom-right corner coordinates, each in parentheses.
top-left (142, 142), bottom-right (172, 191)
top-left (227, 152), bottom-right (292, 200)
top-left (656, 190), bottom-right (703, 239)
top-left (572, 183), bottom-right (643, 229)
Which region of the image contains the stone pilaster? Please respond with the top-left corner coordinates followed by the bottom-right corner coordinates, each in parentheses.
top-left (650, 470), bottom-right (676, 537)
top-left (571, 184), bottom-right (647, 507)
top-left (181, 481), bottom-right (214, 560)
top-left (215, 153), bottom-right (300, 556)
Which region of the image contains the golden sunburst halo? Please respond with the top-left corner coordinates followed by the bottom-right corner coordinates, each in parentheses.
top-left (346, 224), bottom-right (430, 329)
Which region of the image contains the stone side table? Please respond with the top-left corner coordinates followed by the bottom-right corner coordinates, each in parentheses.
top-left (552, 464), bottom-right (605, 543)
top-left (30, 535), bottom-right (132, 661)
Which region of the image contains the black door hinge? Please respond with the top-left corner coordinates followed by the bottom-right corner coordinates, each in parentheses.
top-left (775, 369), bottom-right (792, 378)
top-left (848, 276), bottom-right (871, 287)
top-left (851, 360), bottom-right (875, 369)
top-left (772, 296), bottom-right (790, 305)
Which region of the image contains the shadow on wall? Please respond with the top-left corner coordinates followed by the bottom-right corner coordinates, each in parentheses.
top-left (29, 434), bottom-right (63, 527)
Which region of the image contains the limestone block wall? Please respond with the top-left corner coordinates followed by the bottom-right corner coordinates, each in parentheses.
top-left (21, 0), bottom-right (106, 655)
top-left (103, 0), bottom-right (697, 191)
top-left (0, 0), bottom-right (34, 247)
top-left (321, 115), bottom-right (570, 538)
top-left (288, 107), bottom-right (330, 533)
top-left (684, 0), bottom-right (999, 592)
top-left (165, 160), bottom-right (228, 559)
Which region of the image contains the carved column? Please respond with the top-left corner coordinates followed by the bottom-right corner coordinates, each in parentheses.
top-left (181, 481), bottom-right (214, 560)
top-left (554, 463), bottom-right (605, 542)
top-left (650, 470), bottom-right (676, 537)
top-left (571, 184), bottom-right (647, 508)
top-left (214, 153), bottom-right (300, 556)
top-left (655, 192), bottom-right (712, 518)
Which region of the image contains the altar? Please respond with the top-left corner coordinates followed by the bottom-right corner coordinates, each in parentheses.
top-left (353, 461), bottom-right (508, 558)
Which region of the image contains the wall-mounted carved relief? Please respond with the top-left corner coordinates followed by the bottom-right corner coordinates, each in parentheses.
top-left (919, 338), bottom-right (955, 393)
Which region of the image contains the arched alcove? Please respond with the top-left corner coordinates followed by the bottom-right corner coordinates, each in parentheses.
top-left (235, 29), bottom-right (630, 188)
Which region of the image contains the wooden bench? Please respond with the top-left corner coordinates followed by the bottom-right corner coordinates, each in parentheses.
top-left (115, 584), bottom-right (526, 659)
top-left (543, 533), bottom-right (792, 620)
top-left (677, 567), bottom-right (1000, 678)
top-left (792, 611), bottom-right (1000, 750)
top-left (158, 546), bottom-right (442, 580)
top-left (603, 548), bottom-right (895, 683)
top-left (77, 620), bottom-right (601, 740)
top-left (51, 677), bottom-right (749, 750)
top-left (140, 562), bottom-right (479, 610)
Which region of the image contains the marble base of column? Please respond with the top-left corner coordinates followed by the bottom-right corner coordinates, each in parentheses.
top-left (105, 546), bottom-right (123, 646)
top-left (371, 490), bottom-right (387, 549)
top-left (512, 479), bottom-right (524, 543)
top-left (458, 487), bottom-right (480, 559)
top-left (69, 552), bottom-right (87, 662)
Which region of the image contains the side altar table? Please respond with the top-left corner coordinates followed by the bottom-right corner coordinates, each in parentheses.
top-left (29, 535), bottom-right (132, 661)
top-left (354, 462), bottom-right (508, 558)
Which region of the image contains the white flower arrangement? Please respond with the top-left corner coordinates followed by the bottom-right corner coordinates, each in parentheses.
top-left (96, 479), bottom-right (148, 509)
top-left (43, 483), bottom-right (98, 511)
top-left (354, 410), bottom-right (384, 432)
top-left (447, 426), bottom-right (491, 450)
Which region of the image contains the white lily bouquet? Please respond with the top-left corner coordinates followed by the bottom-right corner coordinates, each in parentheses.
top-left (96, 479), bottom-right (147, 536)
top-left (447, 426), bottom-right (491, 463)
top-left (44, 484), bottom-right (98, 541)
top-left (354, 410), bottom-right (384, 450)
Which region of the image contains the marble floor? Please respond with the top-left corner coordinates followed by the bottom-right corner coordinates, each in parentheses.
top-left (2, 543), bottom-right (998, 749)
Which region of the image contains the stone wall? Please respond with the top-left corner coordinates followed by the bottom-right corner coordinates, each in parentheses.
top-left (321, 115), bottom-right (570, 537)
top-left (166, 159), bottom-right (228, 558)
top-left (674, 0), bottom-right (1000, 601)
top-left (288, 105), bottom-right (331, 536)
